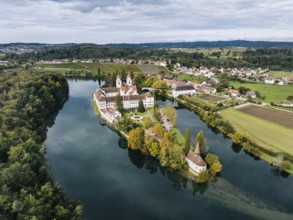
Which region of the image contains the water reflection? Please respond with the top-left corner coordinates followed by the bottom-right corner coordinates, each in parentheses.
top-left (231, 143), bottom-right (242, 153)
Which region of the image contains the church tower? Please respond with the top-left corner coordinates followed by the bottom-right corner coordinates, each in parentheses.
top-left (126, 74), bottom-right (132, 86)
top-left (116, 75), bottom-right (122, 88)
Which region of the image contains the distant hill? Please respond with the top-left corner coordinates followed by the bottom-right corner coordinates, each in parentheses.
top-left (1, 40), bottom-right (293, 50)
top-left (104, 40), bottom-right (293, 48)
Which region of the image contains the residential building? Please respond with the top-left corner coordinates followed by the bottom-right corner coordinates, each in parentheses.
top-left (172, 83), bottom-right (196, 98)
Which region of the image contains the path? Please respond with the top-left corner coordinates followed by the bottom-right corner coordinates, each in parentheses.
top-left (159, 107), bottom-right (172, 131)
top-left (146, 109), bottom-right (155, 125)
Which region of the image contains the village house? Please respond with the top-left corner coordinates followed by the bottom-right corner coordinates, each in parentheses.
top-left (246, 91), bottom-right (257, 99)
top-left (186, 142), bottom-right (207, 175)
top-left (229, 89), bottom-right (240, 98)
top-left (172, 83), bottom-right (196, 98)
top-left (264, 76), bottom-right (275, 84)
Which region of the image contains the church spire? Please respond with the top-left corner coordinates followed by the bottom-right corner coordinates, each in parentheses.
top-left (194, 141), bottom-right (200, 155)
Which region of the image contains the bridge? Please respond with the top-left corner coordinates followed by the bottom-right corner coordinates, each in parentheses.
top-left (142, 87), bottom-right (154, 92)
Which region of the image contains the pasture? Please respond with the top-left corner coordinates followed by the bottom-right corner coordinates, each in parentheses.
top-left (229, 81), bottom-right (293, 103)
top-left (221, 108), bottom-right (293, 156)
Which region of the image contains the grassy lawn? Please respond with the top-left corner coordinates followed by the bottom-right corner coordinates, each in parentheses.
top-left (221, 108), bottom-right (293, 156)
top-left (267, 71), bottom-right (293, 78)
top-left (170, 128), bottom-right (185, 146)
top-left (229, 81), bottom-right (293, 103)
top-left (173, 72), bottom-right (201, 81)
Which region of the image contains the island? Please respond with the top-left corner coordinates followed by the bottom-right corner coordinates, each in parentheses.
top-left (93, 74), bottom-right (222, 182)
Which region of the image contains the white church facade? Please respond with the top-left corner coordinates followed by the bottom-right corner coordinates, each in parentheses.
top-left (93, 74), bottom-right (154, 111)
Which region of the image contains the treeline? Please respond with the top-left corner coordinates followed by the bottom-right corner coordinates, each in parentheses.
top-left (0, 70), bottom-right (83, 219)
top-left (3, 45), bottom-right (293, 70)
top-left (243, 48), bottom-right (293, 70)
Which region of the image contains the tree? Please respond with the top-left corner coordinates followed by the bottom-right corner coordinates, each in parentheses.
top-left (115, 93), bottom-right (124, 113)
top-left (142, 117), bottom-right (152, 129)
top-left (197, 170), bottom-right (210, 183)
top-left (195, 130), bottom-right (206, 153)
top-left (183, 128), bottom-right (191, 154)
top-left (205, 153), bottom-right (219, 165)
top-left (110, 72), bottom-right (117, 87)
top-left (97, 67), bottom-right (101, 76)
top-left (137, 99), bottom-right (145, 113)
top-left (164, 104), bottom-right (177, 126)
top-left (210, 161), bottom-right (223, 174)
top-left (231, 132), bottom-right (244, 144)
top-left (128, 127), bottom-right (145, 150)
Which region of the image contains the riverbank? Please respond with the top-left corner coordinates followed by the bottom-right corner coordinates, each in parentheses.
top-left (162, 93), bottom-right (293, 174)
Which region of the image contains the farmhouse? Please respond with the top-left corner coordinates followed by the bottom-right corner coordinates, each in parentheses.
top-left (172, 83), bottom-right (196, 98)
top-left (186, 142), bottom-right (207, 175)
top-left (264, 76), bottom-right (275, 84)
top-left (229, 89), bottom-right (240, 97)
top-left (93, 74), bottom-right (154, 110)
top-left (246, 91), bottom-right (257, 99)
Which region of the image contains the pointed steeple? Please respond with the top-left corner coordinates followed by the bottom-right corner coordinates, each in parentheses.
top-left (126, 73), bottom-right (132, 86)
top-left (116, 75), bottom-right (122, 88)
top-left (194, 141), bottom-right (200, 155)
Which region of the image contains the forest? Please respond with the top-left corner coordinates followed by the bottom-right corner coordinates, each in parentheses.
top-left (2, 44), bottom-right (293, 70)
top-left (0, 70), bottom-right (83, 219)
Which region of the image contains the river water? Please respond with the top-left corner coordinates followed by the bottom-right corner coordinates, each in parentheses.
top-left (45, 80), bottom-right (293, 220)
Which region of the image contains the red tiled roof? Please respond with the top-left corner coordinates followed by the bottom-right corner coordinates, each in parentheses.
top-left (186, 151), bottom-right (207, 167)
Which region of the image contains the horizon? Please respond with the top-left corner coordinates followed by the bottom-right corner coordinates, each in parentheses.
top-left (2, 39), bottom-right (293, 45)
top-left (1, 0), bottom-right (293, 44)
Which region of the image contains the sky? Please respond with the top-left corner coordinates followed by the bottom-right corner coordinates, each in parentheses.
top-left (0, 0), bottom-right (293, 44)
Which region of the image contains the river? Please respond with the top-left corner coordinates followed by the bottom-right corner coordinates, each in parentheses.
top-left (45, 79), bottom-right (293, 220)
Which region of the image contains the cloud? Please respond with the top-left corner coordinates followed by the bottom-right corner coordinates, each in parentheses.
top-left (0, 0), bottom-right (292, 43)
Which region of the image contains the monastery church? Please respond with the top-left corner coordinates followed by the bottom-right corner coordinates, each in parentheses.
top-left (93, 74), bottom-right (154, 114)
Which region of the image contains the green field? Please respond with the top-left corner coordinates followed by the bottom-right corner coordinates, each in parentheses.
top-left (0, 53), bottom-right (5, 59)
top-left (34, 62), bottom-right (144, 74)
top-left (137, 64), bottom-right (161, 73)
top-left (34, 63), bottom-right (85, 69)
top-left (266, 71), bottom-right (293, 78)
top-left (221, 108), bottom-right (293, 156)
top-left (229, 81), bottom-right (293, 103)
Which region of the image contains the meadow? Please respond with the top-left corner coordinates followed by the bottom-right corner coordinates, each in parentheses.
top-left (266, 71), bottom-right (293, 78)
top-left (34, 61), bottom-right (174, 74)
top-left (221, 108), bottom-right (293, 156)
top-left (229, 81), bottom-right (293, 103)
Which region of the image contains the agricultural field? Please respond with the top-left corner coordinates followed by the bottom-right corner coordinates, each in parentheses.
top-left (229, 81), bottom-right (293, 103)
top-left (137, 64), bottom-right (161, 73)
top-left (239, 105), bottom-right (293, 129)
top-left (34, 62), bottom-right (143, 74)
top-left (221, 107), bottom-right (293, 156)
top-left (0, 53), bottom-right (5, 59)
top-left (199, 94), bottom-right (227, 102)
top-left (34, 63), bottom-right (85, 70)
